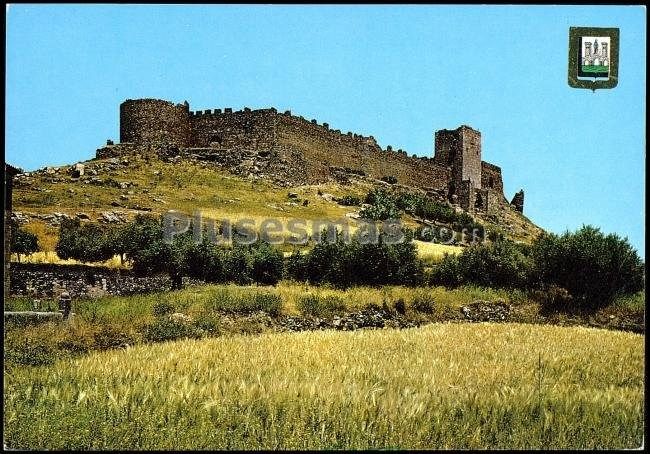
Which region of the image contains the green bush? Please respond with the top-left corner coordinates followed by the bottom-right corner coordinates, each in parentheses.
top-left (297, 294), bottom-right (347, 317)
top-left (192, 313), bottom-right (222, 336)
top-left (295, 230), bottom-right (423, 288)
top-left (223, 245), bottom-right (253, 285)
top-left (412, 297), bottom-right (436, 314)
top-left (93, 325), bottom-right (138, 350)
top-left (250, 243), bottom-right (284, 285)
top-left (530, 226), bottom-right (644, 308)
top-left (10, 221), bottom-right (40, 262)
top-left (177, 238), bottom-right (225, 283)
top-left (339, 195), bottom-right (362, 206)
top-left (211, 290), bottom-right (282, 316)
top-left (143, 318), bottom-right (203, 343)
top-left (431, 239), bottom-right (531, 289)
top-left (285, 249), bottom-right (308, 281)
top-left (152, 300), bottom-right (175, 317)
top-left (55, 218), bottom-right (115, 263)
top-left (360, 189), bottom-right (401, 221)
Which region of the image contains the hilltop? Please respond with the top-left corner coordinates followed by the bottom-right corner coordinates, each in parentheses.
top-left (9, 98), bottom-right (543, 258)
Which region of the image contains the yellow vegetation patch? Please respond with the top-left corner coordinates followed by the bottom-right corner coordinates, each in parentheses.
top-left (3, 323), bottom-right (643, 449)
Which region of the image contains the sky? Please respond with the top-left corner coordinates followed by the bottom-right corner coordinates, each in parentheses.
top-left (5, 5), bottom-right (646, 256)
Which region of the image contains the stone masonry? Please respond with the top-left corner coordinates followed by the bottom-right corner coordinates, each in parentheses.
top-left (98, 98), bottom-right (523, 214)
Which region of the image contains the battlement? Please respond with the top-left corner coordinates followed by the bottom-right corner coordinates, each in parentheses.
top-left (111, 98), bottom-right (517, 212)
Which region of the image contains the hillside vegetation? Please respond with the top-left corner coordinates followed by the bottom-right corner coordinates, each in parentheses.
top-left (11, 153), bottom-right (542, 255)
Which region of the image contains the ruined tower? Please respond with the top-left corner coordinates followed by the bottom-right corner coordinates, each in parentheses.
top-left (120, 99), bottom-right (191, 147)
top-left (433, 125), bottom-right (482, 211)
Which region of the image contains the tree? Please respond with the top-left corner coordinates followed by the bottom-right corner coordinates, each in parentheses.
top-left (250, 242), bottom-right (284, 285)
top-left (10, 222), bottom-right (40, 262)
top-left (530, 225), bottom-right (644, 308)
top-left (430, 238), bottom-right (532, 289)
top-left (55, 218), bottom-right (115, 263)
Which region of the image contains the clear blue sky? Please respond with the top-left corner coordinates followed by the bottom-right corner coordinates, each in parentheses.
top-left (6, 5), bottom-right (646, 256)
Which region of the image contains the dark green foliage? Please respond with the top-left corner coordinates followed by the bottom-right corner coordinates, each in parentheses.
top-left (10, 221), bottom-right (40, 261)
top-left (285, 249), bottom-right (308, 281)
top-left (143, 318), bottom-right (204, 343)
top-left (116, 214), bottom-right (172, 275)
top-left (529, 226), bottom-right (645, 308)
top-left (431, 239), bottom-right (532, 289)
top-left (250, 242), bottom-right (284, 285)
top-left (211, 290), bottom-right (282, 316)
top-left (362, 188), bottom-right (482, 234)
top-left (296, 294), bottom-right (347, 317)
top-left (192, 313), bottom-right (222, 336)
top-left (4, 338), bottom-right (56, 367)
top-left (412, 297), bottom-right (436, 314)
top-left (173, 234), bottom-right (224, 283)
top-left (224, 245), bottom-right (254, 285)
top-left (288, 230), bottom-right (423, 288)
top-left (152, 301), bottom-right (175, 317)
top-left (339, 195), bottom-right (362, 206)
top-left (360, 189), bottom-right (401, 221)
top-left (395, 192), bottom-right (421, 212)
top-left (55, 218), bottom-right (115, 263)
top-left (92, 325), bottom-right (137, 350)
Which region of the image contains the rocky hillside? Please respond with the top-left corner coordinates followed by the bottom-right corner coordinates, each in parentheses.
top-left (10, 151), bottom-right (543, 253)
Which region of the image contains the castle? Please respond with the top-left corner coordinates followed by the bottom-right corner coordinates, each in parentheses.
top-left (582, 38), bottom-right (609, 67)
top-left (96, 98), bottom-right (524, 214)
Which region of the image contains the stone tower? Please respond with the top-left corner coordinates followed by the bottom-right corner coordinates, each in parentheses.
top-left (120, 99), bottom-right (191, 148)
top-left (433, 125), bottom-right (482, 211)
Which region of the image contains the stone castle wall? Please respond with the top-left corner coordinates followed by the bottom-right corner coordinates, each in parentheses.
top-left (189, 107), bottom-right (277, 149)
top-left (105, 98), bottom-right (513, 210)
top-left (120, 99), bottom-right (191, 147)
top-left (274, 113), bottom-right (452, 189)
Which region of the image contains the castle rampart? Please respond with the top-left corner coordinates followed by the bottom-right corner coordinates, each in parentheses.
top-left (103, 98), bottom-right (520, 213)
top-left (120, 99), bottom-right (191, 147)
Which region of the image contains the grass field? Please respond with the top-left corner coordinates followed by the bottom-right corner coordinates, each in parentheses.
top-left (3, 323), bottom-right (643, 450)
top-left (581, 65), bottom-right (609, 74)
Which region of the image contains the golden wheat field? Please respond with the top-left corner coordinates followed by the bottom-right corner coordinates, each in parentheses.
top-left (3, 323), bottom-right (644, 450)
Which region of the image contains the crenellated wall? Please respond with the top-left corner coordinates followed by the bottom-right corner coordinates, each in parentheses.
top-left (189, 107), bottom-right (277, 149)
top-left (104, 99), bottom-right (512, 207)
top-left (274, 112), bottom-right (451, 189)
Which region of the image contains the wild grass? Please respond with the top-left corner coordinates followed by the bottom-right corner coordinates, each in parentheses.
top-left (11, 251), bottom-right (126, 268)
top-left (3, 323), bottom-right (643, 449)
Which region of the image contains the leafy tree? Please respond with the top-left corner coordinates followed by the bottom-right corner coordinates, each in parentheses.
top-left (224, 244), bottom-right (253, 285)
top-left (530, 225), bottom-right (644, 307)
top-left (360, 189), bottom-right (401, 221)
top-left (431, 238), bottom-right (532, 289)
top-left (10, 222), bottom-right (40, 262)
top-left (55, 218), bottom-right (114, 263)
top-left (296, 229), bottom-right (423, 288)
top-left (250, 242), bottom-right (284, 285)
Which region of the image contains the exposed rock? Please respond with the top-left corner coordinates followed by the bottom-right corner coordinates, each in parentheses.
top-left (460, 300), bottom-right (511, 322)
top-left (169, 312), bottom-right (194, 324)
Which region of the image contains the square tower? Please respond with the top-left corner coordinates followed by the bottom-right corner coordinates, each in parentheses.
top-left (434, 125), bottom-right (482, 192)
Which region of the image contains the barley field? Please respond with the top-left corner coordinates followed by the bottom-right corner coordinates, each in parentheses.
top-left (3, 323), bottom-right (643, 450)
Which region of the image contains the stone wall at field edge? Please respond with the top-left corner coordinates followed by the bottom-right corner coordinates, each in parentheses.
top-left (9, 262), bottom-right (173, 299)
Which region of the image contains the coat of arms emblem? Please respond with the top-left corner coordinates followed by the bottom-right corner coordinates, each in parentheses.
top-left (568, 27), bottom-right (619, 90)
